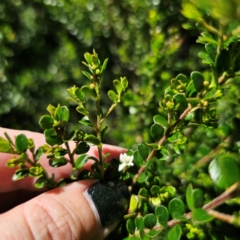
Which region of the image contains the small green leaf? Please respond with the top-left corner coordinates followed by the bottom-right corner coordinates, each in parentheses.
top-left (168, 198), bottom-right (185, 218)
top-left (135, 216), bottom-right (144, 230)
top-left (205, 43), bottom-right (217, 61)
top-left (138, 172), bottom-right (148, 183)
top-left (81, 85), bottom-right (96, 98)
top-left (29, 166), bottom-right (44, 177)
top-left (143, 214), bottom-right (156, 229)
top-left (138, 188), bottom-right (148, 198)
top-left (54, 105), bottom-right (69, 122)
top-left (209, 155), bottom-right (240, 189)
top-left (176, 73), bottom-right (188, 83)
top-left (39, 115), bottom-right (54, 129)
top-left (84, 52), bottom-right (92, 64)
top-left (44, 128), bottom-right (63, 146)
top-left (82, 71), bottom-right (92, 80)
top-left (160, 148), bottom-right (169, 160)
top-left (134, 151), bottom-right (144, 167)
top-left (0, 136), bottom-right (12, 153)
top-left (168, 132), bottom-right (180, 143)
top-left (75, 89), bottom-right (86, 103)
top-left (150, 124), bottom-right (164, 141)
top-left (153, 115), bottom-right (169, 129)
top-left (129, 195), bottom-right (139, 212)
top-left (138, 144), bottom-right (149, 160)
top-left (167, 224), bottom-right (182, 240)
top-left (108, 90), bottom-right (118, 104)
top-left (76, 106), bottom-right (89, 115)
top-left (100, 58), bottom-right (108, 74)
top-left (173, 93), bottom-right (188, 111)
top-left (75, 142), bottom-right (90, 154)
top-left (12, 168), bottom-right (29, 181)
top-left (79, 116), bottom-right (93, 127)
top-left (121, 77), bottom-right (128, 90)
top-left (192, 208), bottom-right (214, 223)
top-left (75, 154), bottom-right (89, 169)
top-left (35, 147), bottom-right (44, 161)
top-left (150, 185), bottom-right (161, 195)
top-left (126, 218), bottom-right (135, 234)
top-left (15, 134), bottom-right (28, 153)
top-left (191, 71), bottom-right (204, 92)
top-left (35, 176), bottom-right (47, 188)
top-left (113, 79), bottom-right (122, 94)
top-left (46, 104), bottom-right (56, 116)
top-left (155, 205), bottom-right (169, 225)
top-left (84, 134), bottom-right (101, 145)
top-left (49, 157), bottom-right (68, 167)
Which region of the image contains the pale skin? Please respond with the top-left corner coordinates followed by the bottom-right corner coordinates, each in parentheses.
top-left (0, 127), bottom-right (126, 240)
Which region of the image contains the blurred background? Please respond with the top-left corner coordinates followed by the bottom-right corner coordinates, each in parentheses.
top-left (0, 0), bottom-right (203, 148)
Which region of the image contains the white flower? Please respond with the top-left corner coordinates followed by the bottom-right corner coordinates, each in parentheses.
top-left (118, 153), bottom-right (134, 171)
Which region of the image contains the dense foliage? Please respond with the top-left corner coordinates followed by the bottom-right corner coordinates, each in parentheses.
top-left (1, 0), bottom-right (240, 239)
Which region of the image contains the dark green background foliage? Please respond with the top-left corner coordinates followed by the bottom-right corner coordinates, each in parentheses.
top-left (0, 0), bottom-right (198, 146)
top-left (1, 0), bottom-right (240, 239)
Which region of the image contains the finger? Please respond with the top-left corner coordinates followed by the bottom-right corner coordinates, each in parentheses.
top-left (0, 128), bottom-right (126, 192)
top-left (0, 179), bottom-right (130, 240)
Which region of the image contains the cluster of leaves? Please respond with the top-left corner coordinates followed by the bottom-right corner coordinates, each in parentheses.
top-left (0, 51), bottom-right (128, 188)
top-left (1, 0), bottom-right (240, 240)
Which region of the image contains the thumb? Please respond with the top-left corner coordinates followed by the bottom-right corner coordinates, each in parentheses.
top-left (0, 179), bottom-right (130, 240)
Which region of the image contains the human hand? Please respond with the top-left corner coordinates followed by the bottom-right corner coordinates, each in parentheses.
top-left (0, 128), bottom-right (129, 240)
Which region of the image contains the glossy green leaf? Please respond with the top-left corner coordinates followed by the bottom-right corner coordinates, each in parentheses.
top-left (44, 128), bottom-right (63, 146)
top-left (168, 132), bottom-right (180, 143)
top-left (173, 93), bottom-right (188, 110)
top-left (100, 58), bottom-right (108, 74)
top-left (138, 172), bottom-right (148, 183)
top-left (108, 90), bottom-right (118, 104)
top-left (54, 105), bottom-right (69, 122)
top-left (138, 188), bottom-right (148, 198)
top-left (192, 208), bottom-right (214, 223)
top-left (46, 104), bottom-right (56, 116)
top-left (216, 49), bottom-right (231, 74)
top-left (49, 157), bottom-right (68, 167)
top-left (129, 194), bottom-right (139, 212)
top-left (113, 79), bottom-right (122, 94)
top-left (0, 136), bottom-right (12, 153)
top-left (167, 224), bottom-right (182, 240)
top-left (176, 73), bottom-right (188, 84)
top-left (81, 85), bottom-right (96, 98)
top-left (150, 124), bottom-right (164, 141)
top-left (191, 71), bottom-right (204, 92)
top-left (209, 155), bottom-right (240, 189)
top-left (84, 52), bottom-right (92, 64)
top-left (12, 168), bottom-right (29, 181)
top-left (138, 144), bottom-right (148, 160)
top-left (168, 198), bottom-right (185, 218)
top-left (75, 89), bottom-right (86, 102)
top-left (82, 71), bottom-right (92, 81)
top-left (35, 147), bottom-right (44, 161)
top-left (29, 166), bottom-right (44, 177)
top-left (34, 176), bottom-right (47, 188)
top-left (153, 115), bottom-right (169, 129)
top-left (75, 154), bottom-right (89, 169)
top-left (205, 43), bottom-right (217, 61)
top-left (134, 151), bottom-right (144, 167)
top-left (150, 185), bottom-right (161, 195)
top-left (76, 106), bottom-right (89, 115)
top-left (143, 214), bottom-right (156, 229)
top-left (84, 134), bottom-right (101, 145)
top-left (160, 148), bottom-right (170, 160)
top-left (15, 134), bottom-right (28, 153)
top-left (135, 216), bottom-right (144, 230)
top-left (155, 205), bottom-right (169, 224)
top-left (186, 184), bottom-right (204, 211)
top-left (75, 142), bottom-right (90, 154)
top-left (79, 116), bottom-right (93, 127)
top-left (39, 115), bottom-right (54, 129)
top-left (126, 218), bottom-right (135, 234)
top-left (121, 77), bottom-right (128, 90)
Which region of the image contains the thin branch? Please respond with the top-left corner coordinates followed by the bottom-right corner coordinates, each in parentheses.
top-left (207, 210), bottom-right (235, 225)
top-left (140, 182), bottom-right (240, 234)
top-left (133, 105), bottom-right (192, 183)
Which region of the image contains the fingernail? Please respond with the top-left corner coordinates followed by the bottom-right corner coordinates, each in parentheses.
top-left (84, 180), bottom-right (130, 226)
